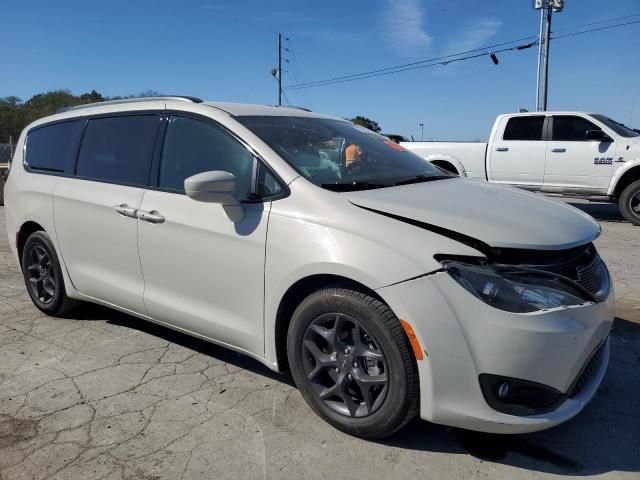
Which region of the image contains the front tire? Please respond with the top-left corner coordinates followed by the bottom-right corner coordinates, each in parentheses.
top-left (287, 288), bottom-right (419, 438)
top-left (21, 231), bottom-right (79, 316)
top-left (619, 179), bottom-right (640, 226)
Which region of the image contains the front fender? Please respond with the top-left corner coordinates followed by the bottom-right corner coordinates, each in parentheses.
top-left (608, 157), bottom-right (640, 196)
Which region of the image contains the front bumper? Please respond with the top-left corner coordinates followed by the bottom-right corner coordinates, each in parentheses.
top-left (377, 271), bottom-right (614, 434)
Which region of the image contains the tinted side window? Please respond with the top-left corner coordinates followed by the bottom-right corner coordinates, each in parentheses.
top-left (76, 115), bottom-right (159, 185)
top-left (159, 116), bottom-right (255, 199)
top-left (552, 116), bottom-right (601, 141)
top-left (26, 120), bottom-right (84, 173)
top-left (503, 117), bottom-right (545, 141)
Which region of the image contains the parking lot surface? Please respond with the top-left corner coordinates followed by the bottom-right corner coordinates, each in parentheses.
top-left (1, 201), bottom-right (639, 480)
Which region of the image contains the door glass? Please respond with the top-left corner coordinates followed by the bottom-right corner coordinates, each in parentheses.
top-left (552, 116), bottom-right (601, 141)
top-left (76, 115), bottom-right (158, 185)
top-left (159, 116), bottom-right (254, 199)
top-left (502, 117), bottom-right (545, 141)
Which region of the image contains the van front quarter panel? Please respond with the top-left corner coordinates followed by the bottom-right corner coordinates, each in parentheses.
top-left (262, 179), bottom-right (483, 368)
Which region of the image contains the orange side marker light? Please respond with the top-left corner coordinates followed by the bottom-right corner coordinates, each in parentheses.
top-left (400, 319), bottom-right (424, 361)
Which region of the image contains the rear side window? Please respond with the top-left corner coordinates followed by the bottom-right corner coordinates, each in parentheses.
top-left (552, 116), bottom-right (601, 141)
top-left (158, 116), bottom-right (255, 199)
top-left (502, 116), bottom-right (545, 141)
top-left (76, 115), bottom-right (159, 185)
top-left (26, 120), bottom-right (84, 173)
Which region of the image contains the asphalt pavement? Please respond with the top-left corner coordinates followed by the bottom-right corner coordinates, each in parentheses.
top-left (0, 200), bottom-right (639, 480)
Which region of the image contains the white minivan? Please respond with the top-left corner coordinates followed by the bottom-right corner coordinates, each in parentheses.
top-left (4, 97), bottom-right (614, 438)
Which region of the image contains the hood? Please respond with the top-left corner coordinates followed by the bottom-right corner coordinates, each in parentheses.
top-left (345, 178), bottom-right (600, 251)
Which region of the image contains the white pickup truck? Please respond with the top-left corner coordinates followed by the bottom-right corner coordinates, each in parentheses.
top-left (402, 112), bottom-right (640, 225)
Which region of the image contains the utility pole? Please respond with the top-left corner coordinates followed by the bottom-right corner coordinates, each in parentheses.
top-left (277, 33), bottom-right (283, 106)
top-left (540, 5), bottom-right (553, 111)
top-left (535, 0), bottom-right (564, 111)
top-left (535, 7), bottom-right (544, 111)
top-left (419, 123), bottom-right (424, 141)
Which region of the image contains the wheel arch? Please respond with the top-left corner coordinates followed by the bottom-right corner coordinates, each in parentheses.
top-left (17, 221), bottom-right (46, 267)
top-left (273, 274), bottom-right (385, 372)
top-left (612, 164), bottom-right (640, 197)
top-left (425, 154), bottom-right (464, 176)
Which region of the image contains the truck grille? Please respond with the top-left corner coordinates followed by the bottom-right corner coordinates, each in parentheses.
top-left (568, 340), bottom-right (607, 398)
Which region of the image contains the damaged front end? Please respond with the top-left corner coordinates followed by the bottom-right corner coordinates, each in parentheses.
top-left (437, 243), bottom-right (610, 313)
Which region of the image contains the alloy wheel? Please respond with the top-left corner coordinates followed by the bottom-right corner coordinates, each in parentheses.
top-left (301, 312), bottom-right (389, 418)
top-left (629, 190), bottom-right (640, 219)
top-left (26, 244), bottom-right (56, 304)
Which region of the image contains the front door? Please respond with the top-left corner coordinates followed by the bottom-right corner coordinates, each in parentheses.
top-left (138, 115), bottom-right (272, 355)
top-left (53, 114), bottom-right (160, 313)
top-left (543, 115), bottom-right (615, 193)
top-left (487, 115), bottom-right (547, 188)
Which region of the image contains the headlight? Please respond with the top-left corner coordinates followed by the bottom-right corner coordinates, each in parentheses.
top-left (442, 261), bottom-right (591, 313)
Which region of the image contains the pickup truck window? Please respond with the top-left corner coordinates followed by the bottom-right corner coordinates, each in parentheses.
top-left (552, 116), bottom-right (601, 142)
top-left (591, 114), bottom-right (639, 138)
top-left (503, 117), bottom-right (544, 141)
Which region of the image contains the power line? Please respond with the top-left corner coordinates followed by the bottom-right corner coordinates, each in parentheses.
top-left (285, 38), bottom-right (315, 108)
top-left (287, 42), bottom-right (536, 91)
top-left (554, 11), bottom-right (640, 31)
top-left (287, 35), bottom-right (538, 90)
top-left (552, 18), bottom-right (640, 39)
top-left (286, 15), bottom-right (640, 91)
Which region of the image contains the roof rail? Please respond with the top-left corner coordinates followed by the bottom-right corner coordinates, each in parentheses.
top-left (56, 96), bottom-right (203, 114)
top-left (282, 105), bottom-right (312, 112)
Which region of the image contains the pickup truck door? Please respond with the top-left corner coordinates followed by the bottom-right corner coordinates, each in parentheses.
top-left (487, 115), bottom-right (547, 188)
top-left (543, 115), bottom-right (615, 193)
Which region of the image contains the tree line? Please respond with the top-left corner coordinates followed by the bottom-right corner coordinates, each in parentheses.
top-left (0, 89), bottom-right (383, 144)
top-left (0, 89), bottom-right (160, 143)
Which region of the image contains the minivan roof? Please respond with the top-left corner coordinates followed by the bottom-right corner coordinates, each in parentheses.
top-left (57, 96), bottom-right (325, 118)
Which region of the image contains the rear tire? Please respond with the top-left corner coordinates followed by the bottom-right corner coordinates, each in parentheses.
top-left (21, 231), bottom-right (79, 316)
top-left (287, 288), bottom-right (419, 438)
top-left (619, 179), bottom-right (640, 226)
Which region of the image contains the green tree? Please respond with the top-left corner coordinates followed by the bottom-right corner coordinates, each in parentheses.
top-left (349, 115), bottom-right (381, 133)
top-left (0, 96), bottom-right (26, 144)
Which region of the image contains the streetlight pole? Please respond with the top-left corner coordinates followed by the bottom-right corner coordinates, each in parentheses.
top-left (420, 123), bottom-right (424, 141)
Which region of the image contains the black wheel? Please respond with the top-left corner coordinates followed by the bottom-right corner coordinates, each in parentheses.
top-left (619, 180), bottom-right (640, 226)
top-left (21, 231), bottom-right (79, 316)
top-left (287, 288), bottom-right (419, 438)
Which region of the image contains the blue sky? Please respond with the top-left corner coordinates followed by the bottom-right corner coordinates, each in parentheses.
top-left (3, 0), bottom-right (639, 139)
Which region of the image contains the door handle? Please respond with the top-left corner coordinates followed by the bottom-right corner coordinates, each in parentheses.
top-left (496, 147), bottom-right (509, 152)
top-left (552, 148), bottom-right (566, 153)
top-left (113, 204), bottom-right (138, 218)
top-left (136, 210), bottom-right (165, 224)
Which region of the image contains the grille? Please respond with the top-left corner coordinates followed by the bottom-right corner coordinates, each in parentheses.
top-left (495, 243), bottom-right (609, 301)
top-left (568, 340), bottom-right (606, 398)
top-left (576, 252), bottom-right (608, 299)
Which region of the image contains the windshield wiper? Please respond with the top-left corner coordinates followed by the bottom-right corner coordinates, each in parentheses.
top-left (393, 174), bottom-right (453, 186)
top-left (320, 181), bottom-right (389, 192)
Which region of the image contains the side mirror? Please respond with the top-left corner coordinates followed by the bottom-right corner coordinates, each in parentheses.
top-left (184, 171), bottom-right (244, 222)
top-left (586, 129), bottom-right (611, 142)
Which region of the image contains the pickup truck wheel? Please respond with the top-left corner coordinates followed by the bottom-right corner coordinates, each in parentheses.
top-left (287, 288), bottom-right (419, 439)
top-left (619, 179), bottom-right (640, 226)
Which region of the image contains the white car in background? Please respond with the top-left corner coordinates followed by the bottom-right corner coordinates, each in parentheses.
top-left (402, 112), bottom-right (640, 225)
top-left (4, 97), bottom-right (613, 438)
